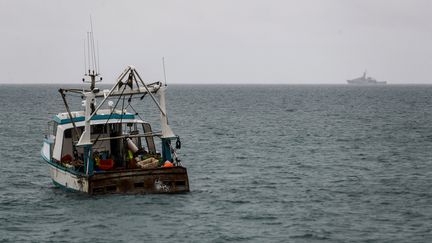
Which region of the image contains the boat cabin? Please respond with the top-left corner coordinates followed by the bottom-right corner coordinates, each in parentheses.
top-left (43, 109), bottom-right (169, 173)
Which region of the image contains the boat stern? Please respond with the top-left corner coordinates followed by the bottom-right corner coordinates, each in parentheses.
top-left (88, 166), bottom-right (189, 194)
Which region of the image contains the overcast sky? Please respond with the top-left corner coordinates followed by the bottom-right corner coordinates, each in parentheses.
top-left (0, 0), bottom-right (431, 84)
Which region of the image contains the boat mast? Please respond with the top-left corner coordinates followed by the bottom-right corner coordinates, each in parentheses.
top-left (77, 19), bottom-right (102, 175)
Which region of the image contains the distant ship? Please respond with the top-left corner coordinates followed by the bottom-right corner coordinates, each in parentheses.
top-left (347, 71), bottom-right (386, 85)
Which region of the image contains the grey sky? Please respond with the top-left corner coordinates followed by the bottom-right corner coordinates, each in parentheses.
top-left (0, 0), bottom-right (431, 84)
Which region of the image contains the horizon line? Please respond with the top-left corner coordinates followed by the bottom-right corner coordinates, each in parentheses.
top-left (0, 82), bottom-right (431, 86)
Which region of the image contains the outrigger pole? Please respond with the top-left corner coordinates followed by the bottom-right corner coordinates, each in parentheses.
top-left (59, 89), bottom-right (81, 139)
top-left (133, 68), bottom-right (167, 117)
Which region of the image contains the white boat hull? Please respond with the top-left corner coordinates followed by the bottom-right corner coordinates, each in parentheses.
top-left (48, 164), bottom-right (89, 192)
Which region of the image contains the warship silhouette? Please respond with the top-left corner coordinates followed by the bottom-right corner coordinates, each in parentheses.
top-left (347, 71), bottom-right (386, 85)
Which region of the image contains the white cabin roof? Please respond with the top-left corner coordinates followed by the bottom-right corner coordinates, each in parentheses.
top-left (53, 109), bottom-right (138, 125)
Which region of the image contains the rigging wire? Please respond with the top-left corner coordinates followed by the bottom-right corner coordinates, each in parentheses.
top-left (92, 83), bottom-right (128, 145)
top-left (127, 102), bottom-right (145, 122)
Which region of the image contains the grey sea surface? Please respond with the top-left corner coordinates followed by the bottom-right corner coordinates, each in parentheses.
top-left (0, 84), bottom-right (432, 242)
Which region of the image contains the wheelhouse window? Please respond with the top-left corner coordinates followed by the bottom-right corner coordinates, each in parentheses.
top-left (46, 120), bottom-right (58, 138)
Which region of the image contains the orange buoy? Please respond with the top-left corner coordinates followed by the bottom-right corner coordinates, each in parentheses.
top-left (163, 161), bottom-right (174, 168)
top-left (98, 159), bottom-right (114, 170)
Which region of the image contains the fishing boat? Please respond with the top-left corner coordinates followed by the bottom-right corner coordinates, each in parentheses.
top-left (41, 36), bottom-right (189, 194)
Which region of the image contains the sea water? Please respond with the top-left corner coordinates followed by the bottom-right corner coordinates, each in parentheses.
top-left (0, 84), bottom-right (431, 242)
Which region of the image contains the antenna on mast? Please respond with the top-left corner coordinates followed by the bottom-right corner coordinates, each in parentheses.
top-left (83, 39), bottom-right (87, 76)
top-left (97, 40), bottom-right (101, 76)
top-left (87, 31), bottom-right (92, 75)
top-left (90, 17), bottom-right (98, 75)
top-left (162, 57), bottom-right (168, 87)
top-left (82, 15), bottom-right (102, 90)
